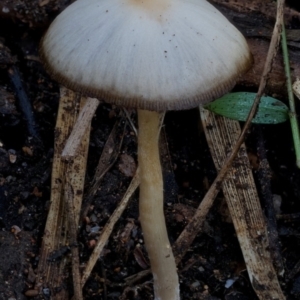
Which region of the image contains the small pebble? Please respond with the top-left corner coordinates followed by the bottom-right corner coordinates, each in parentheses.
top-left (225, 278), bottom-right (237, 289)
top-left (8, 149), bottom-right (17, 163)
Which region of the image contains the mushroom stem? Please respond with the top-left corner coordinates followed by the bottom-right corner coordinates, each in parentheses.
top-left (138, 109), bottom-right (179, 300)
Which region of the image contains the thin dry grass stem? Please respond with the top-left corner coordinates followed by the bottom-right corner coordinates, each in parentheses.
top-left (81, 172), bottom-right (140, 286)
top-left (124, 269), bottom-right (151, 286)
top-left (80, 115), bottom-right (126, 221)
top-left (123, 108), bottom-right (138, 136)
top-left (200, 107), bottom-right (285, 299)
top-left (62, 97), bottom-right (100, 160)
top-left (35, 87), bottom-right (90, 298)
top-left (288, 259), bottom-right (300, 281)
top-left (172, 0), bottom-right (285, 265)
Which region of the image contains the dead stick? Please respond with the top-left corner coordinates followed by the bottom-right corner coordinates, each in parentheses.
top-left (81, 172), bottom-right (140, 286)
top-left (62, 97), bottom-right (100, 160)
top-left (80, 115), bottom-right (126, 221)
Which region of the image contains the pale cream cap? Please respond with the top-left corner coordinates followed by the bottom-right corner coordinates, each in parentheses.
top-left (41, 0), bottom-right (252, 111)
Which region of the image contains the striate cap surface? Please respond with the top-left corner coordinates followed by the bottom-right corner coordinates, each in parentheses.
top-left (40, 0), bottom-right (252, 111)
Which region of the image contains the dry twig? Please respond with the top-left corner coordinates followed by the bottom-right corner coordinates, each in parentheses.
top-left (172, 0), bottom-right (285, 265)
top-left (62, 97), bottom-right (100, 160)
top-left (81, 172), bottom-right (140, 286)
top-left (80, 115), bottom-right (127, 220)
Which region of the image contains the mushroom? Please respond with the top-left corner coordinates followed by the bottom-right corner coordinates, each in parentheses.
top-left (40, 0), bottom-right (252, 299)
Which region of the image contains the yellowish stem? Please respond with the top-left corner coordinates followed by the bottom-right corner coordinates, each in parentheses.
top-left (138, 109), bottom-right (179, 300)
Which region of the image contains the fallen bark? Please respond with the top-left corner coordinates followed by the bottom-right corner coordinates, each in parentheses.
top-left (34, 87), bottom-right (90, 299)
top-left (200, 107), bottom-right (285, 300)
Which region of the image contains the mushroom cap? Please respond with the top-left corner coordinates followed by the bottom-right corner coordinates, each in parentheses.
top-left (41, 0), bottom-right (252, 111)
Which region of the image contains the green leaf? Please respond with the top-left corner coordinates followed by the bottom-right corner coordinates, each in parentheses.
top-left (204, 92), bottom-right (289, 124)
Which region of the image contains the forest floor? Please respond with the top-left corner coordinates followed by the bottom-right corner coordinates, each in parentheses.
top-left (0, 0), bottom-right (300, 299)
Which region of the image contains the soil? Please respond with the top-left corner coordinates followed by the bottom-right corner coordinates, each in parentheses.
top-left (0, 1), bottom-right (300, 300)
